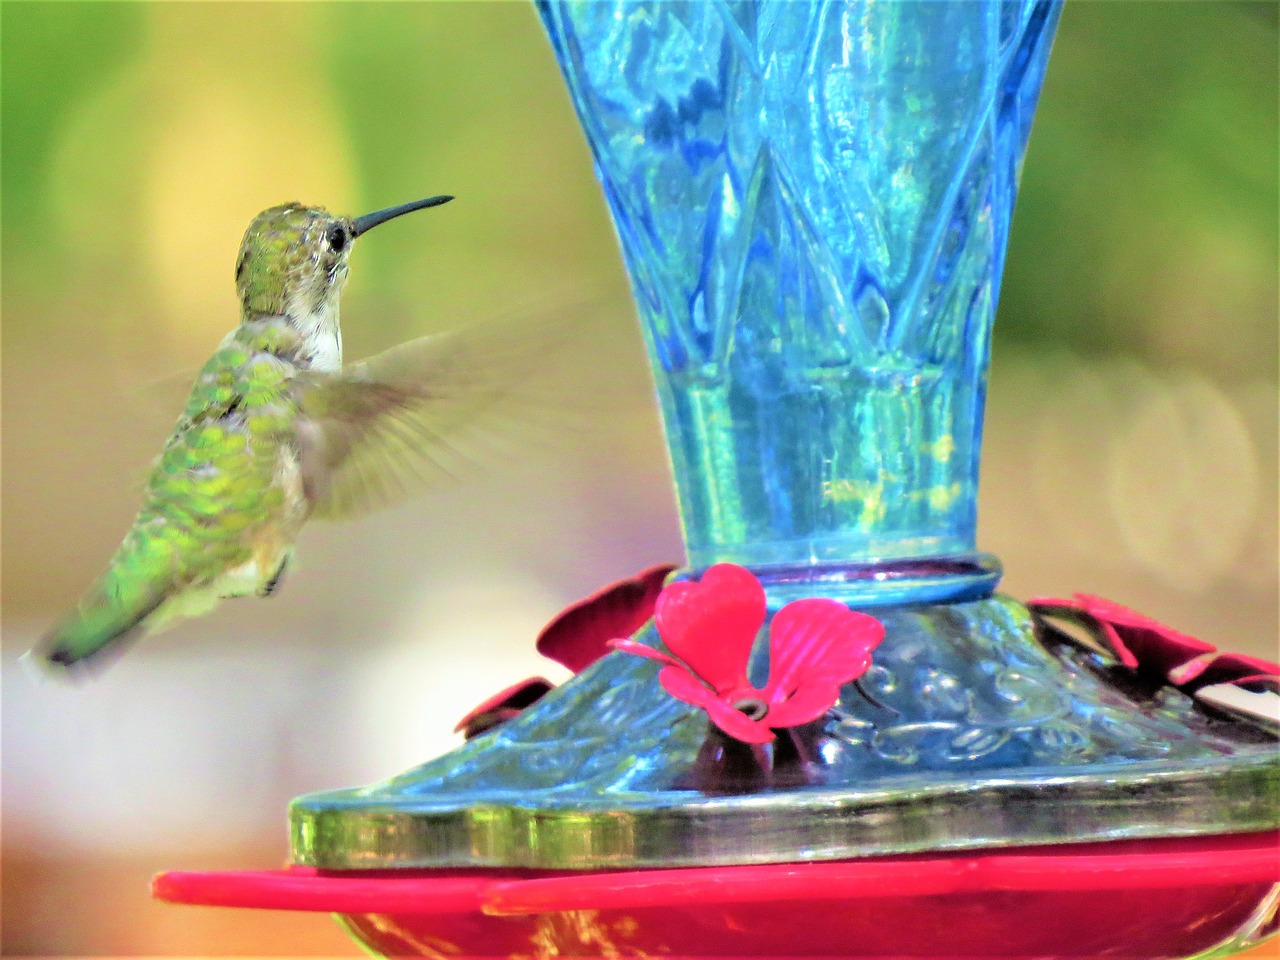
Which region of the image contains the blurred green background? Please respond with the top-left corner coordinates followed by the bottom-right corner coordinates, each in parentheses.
top-left (2, 2), bottom-right (1276, 955)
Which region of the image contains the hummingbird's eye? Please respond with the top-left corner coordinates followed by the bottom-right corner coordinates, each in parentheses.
top-left (327, 224), bottom-right (348, 253)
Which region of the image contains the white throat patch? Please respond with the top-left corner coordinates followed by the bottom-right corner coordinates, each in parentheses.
top-left (293, 298), bottom-right (343, 372)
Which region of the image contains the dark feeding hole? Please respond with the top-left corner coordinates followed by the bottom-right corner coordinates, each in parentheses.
top-left (732, 696), bottom-right (768, 721)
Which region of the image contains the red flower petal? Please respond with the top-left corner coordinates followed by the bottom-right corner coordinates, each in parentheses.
top-left (654, 564), bottom-right (764, 695)
top-left (454, 677), bottom-right (555, 738)
top-left (700, 696), bottom-right (777, 744)
top-left (1072, 594), bottom-right (1215, 674)
top-left (657, 668), bottom-right (775, 743)
top-left (1028, 594), bottom-right (1278, 700)
top-left (536, 564), bottom-right (676, 672)
top-left (765, 598), bottom-right (884, 705)
top-left (764, 681), bottom-right (844, 729)
top-left (1029, 594), bottom-right (1215, 673)
top-left (655, 664), bottom-right (722, 710)
top-left (1171, 652), bottom-right (1280, 694)
top-left (1027, 595), bottom-right (1138, 669)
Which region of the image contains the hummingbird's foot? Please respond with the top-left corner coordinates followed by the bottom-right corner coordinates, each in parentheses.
top-left (259, 557), bottom-right (290, 597)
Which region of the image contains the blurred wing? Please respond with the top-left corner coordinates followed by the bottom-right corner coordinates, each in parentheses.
top-left (294, 312), bottom-right (582, 520)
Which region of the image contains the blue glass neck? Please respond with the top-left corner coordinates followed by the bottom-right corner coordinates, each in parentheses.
top-left (539, 1), bottom-right (1062, 605)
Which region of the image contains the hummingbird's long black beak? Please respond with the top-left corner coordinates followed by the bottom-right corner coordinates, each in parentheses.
top-left (351, 195), bottom-right (454, 237)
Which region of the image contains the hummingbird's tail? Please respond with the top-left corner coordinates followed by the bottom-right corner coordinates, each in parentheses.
top-left (26, 572), bottom-right (169, 676)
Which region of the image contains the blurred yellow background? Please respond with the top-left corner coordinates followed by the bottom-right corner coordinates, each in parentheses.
top-left (2, 2), bottom-right (1276, 956)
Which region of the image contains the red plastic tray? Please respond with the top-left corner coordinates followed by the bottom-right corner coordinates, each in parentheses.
top-left (154, 831), bottom-right (1279, 958)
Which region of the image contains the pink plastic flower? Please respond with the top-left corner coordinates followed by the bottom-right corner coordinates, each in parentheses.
top-left (612, 564), bottom-right (885, 744)
top-left (1029, 593), bottom-right (1278, 694)
top-left (456, 564), bottom-right (676, 738)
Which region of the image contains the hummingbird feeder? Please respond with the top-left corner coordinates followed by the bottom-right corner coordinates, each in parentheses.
top-left (154, 2), bottom-right (1280, 956)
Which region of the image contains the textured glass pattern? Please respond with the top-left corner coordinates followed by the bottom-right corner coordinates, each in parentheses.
top-left (538, 1), bottom-right (1061, 590)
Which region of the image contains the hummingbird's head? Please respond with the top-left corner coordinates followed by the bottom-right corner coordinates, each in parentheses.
top-left (234, 196), bottom-right (453, 319)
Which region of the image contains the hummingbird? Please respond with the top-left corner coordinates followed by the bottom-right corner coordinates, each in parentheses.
top-left (28, 194), bottom-right (535, 674)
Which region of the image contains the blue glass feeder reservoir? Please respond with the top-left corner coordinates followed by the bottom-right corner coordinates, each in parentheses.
top-left (288, 0), bottom-right (1279, 872)
top-left (540, 0), bottom-right (1059, 604)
